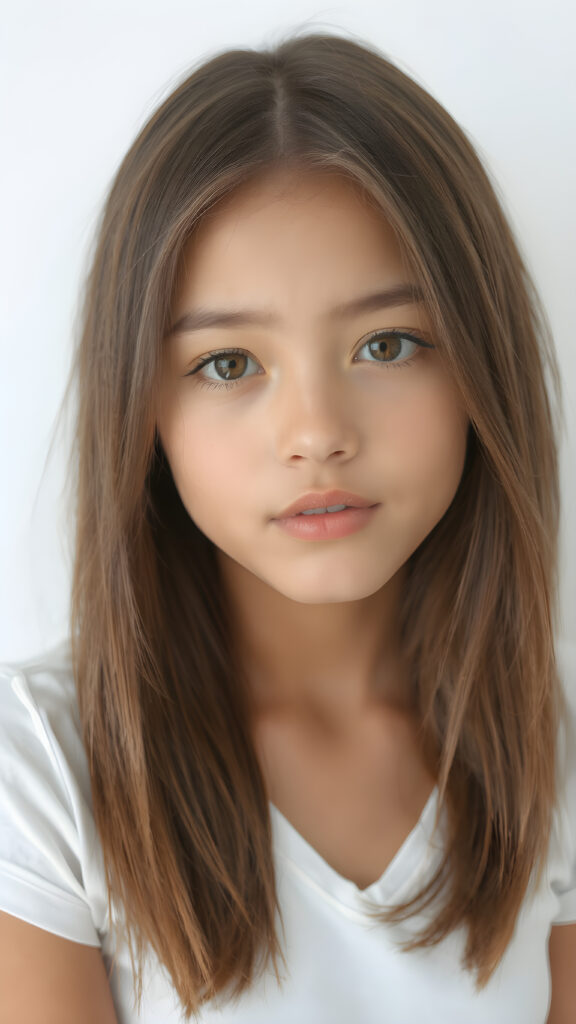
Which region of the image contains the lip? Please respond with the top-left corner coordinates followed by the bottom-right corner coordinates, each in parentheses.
top-left (273, 505), bottom-right (379, 541)
top-left (273, 490), bottom-right (378, 519)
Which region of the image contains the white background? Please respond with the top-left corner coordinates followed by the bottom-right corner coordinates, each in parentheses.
top-left (1, 0), bottom-right (574, 660)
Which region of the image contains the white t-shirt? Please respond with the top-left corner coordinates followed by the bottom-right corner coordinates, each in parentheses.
top-left (0, 640), bottom-right (575, 1024)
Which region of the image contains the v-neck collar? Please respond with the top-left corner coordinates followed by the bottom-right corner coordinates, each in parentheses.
top-left (270, 786), bottom-right (445, 916)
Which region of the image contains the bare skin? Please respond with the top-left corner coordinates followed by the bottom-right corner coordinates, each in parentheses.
top-left (546, 923), bottom-right (576, 1024)
top-left (252, 698), bottom-right (436, 889)
top-left (158, 168), bottom-right (468, 884)
top-left (159, 171), bottom-right (469, 718)
top-left (0, 911), bottom-right (119, 1024)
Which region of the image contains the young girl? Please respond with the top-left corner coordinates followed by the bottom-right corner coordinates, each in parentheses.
top-left (0, 31), bottom-right (574, 1024)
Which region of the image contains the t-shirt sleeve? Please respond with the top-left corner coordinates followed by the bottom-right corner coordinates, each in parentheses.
top-left (0, 659), bottom-right (101, 946)
top-left (550, 639), bottom-right (576, 925)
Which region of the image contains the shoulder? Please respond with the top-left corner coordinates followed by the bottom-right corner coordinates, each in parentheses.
top-left (0, 638), bottom-right (78, 730)
top-left (0, 639), bottom-right (90, 807)
top-left (0, 640), bottom-right (108, 946)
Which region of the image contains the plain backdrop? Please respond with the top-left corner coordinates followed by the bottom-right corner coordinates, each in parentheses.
top-left (1, 0), bottom-right (574, 660)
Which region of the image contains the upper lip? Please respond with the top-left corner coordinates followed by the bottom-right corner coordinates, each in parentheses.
top-left (273, 490), bottom-right (378, 519)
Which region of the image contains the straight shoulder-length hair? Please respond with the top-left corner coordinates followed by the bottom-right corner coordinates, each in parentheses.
top-left (67, 30), bottom-right (563, 1016)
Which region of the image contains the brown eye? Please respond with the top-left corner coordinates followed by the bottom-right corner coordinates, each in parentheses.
top-left (212, 353), bottom-right (249, 380)
top-left (367, 334), bottom-right (403, 362)
top-left (187, 348), bottom-right (259, 388)
top-left (357, 330), bottom-right (434, 367)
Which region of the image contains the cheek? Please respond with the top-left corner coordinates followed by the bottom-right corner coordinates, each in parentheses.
top-left (387, 382), bottom-right (468, 497)
top-left (159, 406), bottom-right (248, 518)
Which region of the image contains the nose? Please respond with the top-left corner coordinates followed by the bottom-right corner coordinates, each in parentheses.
top-left (272, 372), bottom-right (360, 466)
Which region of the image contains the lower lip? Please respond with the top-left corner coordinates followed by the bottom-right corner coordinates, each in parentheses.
top-left (272, 505), bottom-right (380, 541)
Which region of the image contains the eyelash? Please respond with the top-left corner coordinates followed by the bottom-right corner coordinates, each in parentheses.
top-left (185, 329), bottom-right (435, 392)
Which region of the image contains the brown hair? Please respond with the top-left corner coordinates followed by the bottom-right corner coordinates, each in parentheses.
top-left (67, 29), bottom-right (564, 1015)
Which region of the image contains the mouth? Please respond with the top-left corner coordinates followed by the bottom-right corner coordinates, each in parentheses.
top-left (272, 503), bottom-right (380, 540)
top-left (274, 490), bottom-right (377, 519)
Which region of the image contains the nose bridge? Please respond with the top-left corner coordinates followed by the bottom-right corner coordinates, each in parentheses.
top-left (271, 353), bottom-right (359, 462)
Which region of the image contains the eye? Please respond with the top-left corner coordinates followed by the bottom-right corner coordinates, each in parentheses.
top-left (185, 329), bottom-right (435, 391)
top-left (186, 348), bottom-right (260, 389)
top-left (354, 329), bottom-right (434, 367)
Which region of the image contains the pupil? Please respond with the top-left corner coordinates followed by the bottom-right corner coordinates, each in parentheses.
top-left (217, 355), bottom-right (243, 380)
top-left (372, 336), bottom-right (401, 361)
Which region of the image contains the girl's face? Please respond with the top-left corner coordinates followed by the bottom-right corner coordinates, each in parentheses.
top-left (157, 170), bottom-right (469, 606)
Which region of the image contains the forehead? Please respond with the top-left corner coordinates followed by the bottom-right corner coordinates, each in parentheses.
top-left (173, 169), bottom-right (410, 311)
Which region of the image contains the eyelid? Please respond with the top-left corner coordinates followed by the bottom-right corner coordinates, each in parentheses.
top-left (187, 347), bottom-right (249, 373)
top-left (185, 328), bottom-right (435, 375)
top-left (357, 328), bottom-right (435, 351)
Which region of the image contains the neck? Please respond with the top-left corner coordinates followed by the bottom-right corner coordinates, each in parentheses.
top-left (218, 552), bottom-right (412, 722)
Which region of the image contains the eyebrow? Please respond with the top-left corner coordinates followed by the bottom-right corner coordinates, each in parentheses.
top-left (167, 283), bottom-right (425, 337)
